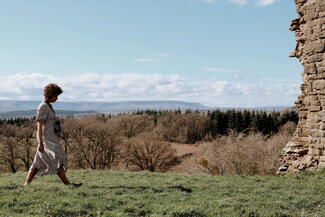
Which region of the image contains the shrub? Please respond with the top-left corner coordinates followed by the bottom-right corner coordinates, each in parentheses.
top-left (123, 133), bottom-right (177, 172)
top-left (197, 131), bottom-right (289, 175)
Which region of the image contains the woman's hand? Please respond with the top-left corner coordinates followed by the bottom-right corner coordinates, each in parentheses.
top-left (38, 143), bottom-right (45, 153)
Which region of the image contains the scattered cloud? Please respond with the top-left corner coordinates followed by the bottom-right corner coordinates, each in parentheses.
top-left (133, 58), bottom-right (157, 63)
top-left (260, 78), bottom-right (299, 83)
top-left (257, 0), bottom-right (278, 6)
top-left (229, 0), bottom-right (248, 5)
top-left (193, 0), bottom-right (217, 4)
top-left (196, 0), bottom-right (281, 6)
top-left (0, 72), bottom-right (299, 107)
top-left (134, 53), bottom-right (172, 63)
top-left (233, 73), bottom-right (241, 80)
top-left (200, 0), bottom-right (217, 4)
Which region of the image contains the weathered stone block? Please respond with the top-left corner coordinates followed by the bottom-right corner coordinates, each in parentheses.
top-left (305, 11), bottom-right (318, 20)
top-left (313, 80), bottom-right (325, 89)
top-left (320, 100), bottom-right (325, 106)
top-left (301, 136), bottom-right (312, 143)
top-left (309, 106), bottom-right (321, 111)
top-left (320, 32), bottom-right (325, 39)
top-left (286, 141), bottom-right (299, 148)
top-left (317, 111), bottom-right (325, 117)
top-left (320, 123), bottom-right (325, 130)
top-left (305, 63), bottom-right (316, 74)
top-left (310, 100), bottom-right (321, 106)
top-left (306, 155), bottom-right (315, 162)
top-left (308, 123), bottom-right (320, 129)
top-left (300, 110), bottom-right (309, 115)
top-left (298, 128), bottom-right (310, 137)
top-left (306, 53), bottom-right (324, 63)
top-left (318, 89), bottom-right (325, 94)
top-left (318, 66), bottom-right (325, 73)
top-left (297, 148), bottom-right (309, 155)
top-left (310, 129), bottom-right (324, 137)
top-left (311, 143), bottom-right (325, 149)
top-left (309, 148), bottom-right (321, 155)
top-left (317, 60), bottom-right (325, 68)
top-left (315, 42), bottom-right (325, 53)
top-left (310, 95), bottom-right (319, 100)
top-left (319, 12), bottom-right (325, 17)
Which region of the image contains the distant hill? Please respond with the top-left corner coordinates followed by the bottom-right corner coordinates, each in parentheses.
top-left (0, 110), bottom-right (98, 119)
top-left (0, 100), bottom-right (207, 113)
top-left (278, 106), bottom-right (298, 114)
top-left (0, 100), bottom-right (295, 119)
top-left (208, 106), bottom-right (290, 112)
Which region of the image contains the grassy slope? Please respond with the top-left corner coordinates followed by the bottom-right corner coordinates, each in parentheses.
top-left (0, 170), bottom-right (325, 217)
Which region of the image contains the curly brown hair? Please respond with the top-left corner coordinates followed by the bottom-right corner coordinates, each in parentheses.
top-left (44, 83), bottom-right (63, 100)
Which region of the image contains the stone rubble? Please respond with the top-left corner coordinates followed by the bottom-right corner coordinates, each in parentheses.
top-left (278, 0), bottom-right (325, 174)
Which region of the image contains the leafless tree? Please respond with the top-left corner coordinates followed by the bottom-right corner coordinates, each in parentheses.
top-left (124, 133), bottom-right (177, 172)
top-left (0, 125), bottom-right (21, 173)
top-left (117, 114), bottom-right (153, 139)
top-left (17, 125), bottom-right (36, 171)
top-left (67, 117), bottom-right (122, 170)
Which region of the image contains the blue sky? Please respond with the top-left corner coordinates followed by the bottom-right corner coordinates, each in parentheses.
top-left (0, 0), bottom-right (302, 107)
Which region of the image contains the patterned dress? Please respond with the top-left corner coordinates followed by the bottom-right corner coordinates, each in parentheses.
top-left (29, 101), bottom-right (67, 176)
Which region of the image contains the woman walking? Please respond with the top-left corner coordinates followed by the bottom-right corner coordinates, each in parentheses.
top-left (24, 83), bottom-right (81, 187)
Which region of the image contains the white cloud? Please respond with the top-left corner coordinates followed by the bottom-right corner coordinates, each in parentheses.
top-left (257, 0), bottom-right (278, 6)
top-left (201, 0), bottom-right (217, 3)
top-left (233, 73), bottom-right (241, 80)
top-left (193, 0), bottom-right (218, 4)
top-left (197, 0), bottom-right (281, 6)
top-left (229, 0), bottom-right (248, 5)
top-left (134, 53), bottom-right (172, 63)
top-left (0, 72), bottom-right (300, 107)
top-left (133, 58), bottom-right (157, 63)
top-left (203, 67), bottom-right (241, 80)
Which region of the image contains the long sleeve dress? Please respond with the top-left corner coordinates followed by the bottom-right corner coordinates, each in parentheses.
top-left (29, 101), bottom-right (67, 176)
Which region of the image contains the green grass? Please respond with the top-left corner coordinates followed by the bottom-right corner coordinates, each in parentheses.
top-left (1, 170), bottom-right (325, 217)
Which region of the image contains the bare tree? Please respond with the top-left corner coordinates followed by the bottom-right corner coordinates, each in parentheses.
top-left (0, 125), bottom-right (21, 173)
top-left (157, 112), bottom-right (187, 143)
top-left (67, 117), bottom-right (121, 170)
top-left (17, 125), bottom-right (36, 171)
top-left (117, 114), bottom-right (153, 139)
top-left (124, 133), bottom-right (177, 172)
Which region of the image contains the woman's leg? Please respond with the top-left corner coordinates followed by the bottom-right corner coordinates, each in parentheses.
top-left (57, 167), bottom-right (82, 187)
top-left (57, 167), bottom-right (71, 185)
top-left (24, 168), bottom-right (38, 186)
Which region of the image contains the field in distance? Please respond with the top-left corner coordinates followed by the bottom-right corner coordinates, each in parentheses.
top-left (1, 170), bottom-right (325, 217)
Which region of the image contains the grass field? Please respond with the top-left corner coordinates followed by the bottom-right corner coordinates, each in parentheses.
top-left (0, 170), bottom-right (325, 217)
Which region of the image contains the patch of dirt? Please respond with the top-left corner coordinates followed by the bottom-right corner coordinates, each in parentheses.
top-left (172, 144), bottom-right (201, 157)
top-left (168, 143), bottom-right (205, 174)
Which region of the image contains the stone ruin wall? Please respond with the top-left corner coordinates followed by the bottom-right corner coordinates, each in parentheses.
top-left (278, 0), bottom-right (325, 174)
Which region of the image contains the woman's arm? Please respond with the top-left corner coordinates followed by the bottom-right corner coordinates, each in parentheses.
top-left (37, 121), bottom-right (45, 153)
